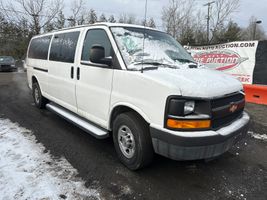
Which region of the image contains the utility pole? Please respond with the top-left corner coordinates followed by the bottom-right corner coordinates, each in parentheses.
top-left (204, 1), bottom-right (215, 44)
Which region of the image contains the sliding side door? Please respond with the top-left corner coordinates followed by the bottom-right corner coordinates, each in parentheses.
top-left (47, 31), bottom-right (80, 113)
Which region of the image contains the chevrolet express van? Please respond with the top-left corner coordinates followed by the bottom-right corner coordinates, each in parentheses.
top-left (26, 23), bottom-right (249, 170)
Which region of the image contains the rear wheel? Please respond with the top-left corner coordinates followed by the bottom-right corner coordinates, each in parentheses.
top-left (113, 112), bottom-right (154, 170)
top-left (32, 82), bottom-right (48, 109)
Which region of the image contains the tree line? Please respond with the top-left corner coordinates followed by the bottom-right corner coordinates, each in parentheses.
top-left (162, 0), bottom-right (266, 45)
top-left (0, 0), bottom-right (266, 59)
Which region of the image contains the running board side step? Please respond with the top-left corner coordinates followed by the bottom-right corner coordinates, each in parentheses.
top-left (46, 103), bottom-right (109, 139)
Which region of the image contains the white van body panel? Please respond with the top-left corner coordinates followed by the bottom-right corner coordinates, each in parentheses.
top-left (46, 60), bottom-right (77, 113)
top-left (110, 70), bottom-right (181, 129)
top-left (27, 58), bottom-right (49, 92)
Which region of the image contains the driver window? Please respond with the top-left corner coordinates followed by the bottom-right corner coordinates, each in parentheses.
top-left (81, 29), bottom-right (113, 61)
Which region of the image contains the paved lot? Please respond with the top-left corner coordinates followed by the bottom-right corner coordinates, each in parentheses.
top-left (0, 71), bottom-right (266, 200)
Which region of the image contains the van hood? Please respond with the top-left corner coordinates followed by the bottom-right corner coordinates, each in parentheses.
top-left (144, 68), bottom-right (243, 98)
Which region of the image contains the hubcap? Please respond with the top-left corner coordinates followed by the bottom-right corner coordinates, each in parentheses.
top-left (118, 125), bottom-right (136, 159)
top-left (34, 88), bottom-right (40, 104)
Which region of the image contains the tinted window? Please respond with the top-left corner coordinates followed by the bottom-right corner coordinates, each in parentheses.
top-left (28, 36), bottom-right (51, 60)
top-left (81, 29), bottom-right (113, 61)
top-left (50, 31), bottom-right (80, 63)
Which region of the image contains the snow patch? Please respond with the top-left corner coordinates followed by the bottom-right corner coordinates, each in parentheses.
top-left (143, 67), bottom-right (242, 98)
top-left (0, 118), bottom-right (101, 200)
top-left (248, 131), bottom-right (267, 141)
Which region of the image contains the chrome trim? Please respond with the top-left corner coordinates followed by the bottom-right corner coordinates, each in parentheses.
top-left (46, 104), bottom-right (108, 139)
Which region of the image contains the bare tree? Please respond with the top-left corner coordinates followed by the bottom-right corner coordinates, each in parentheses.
top-left (68, 0), bottom-right (85, 26)
top-left (0, 0), bottom-right (63, 34)
top-left (162, 0), bottom-right (241, 44)
top-left (162, 0), bottom-right (194, 41)
top-left (209, 0), bottom-right (240, 42)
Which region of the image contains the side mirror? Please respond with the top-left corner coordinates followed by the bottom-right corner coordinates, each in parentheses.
top-left (90, 45), bottom-right (112, 66)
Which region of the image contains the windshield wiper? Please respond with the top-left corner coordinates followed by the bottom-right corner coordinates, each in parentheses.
top-left (129, 62), bottom-right (162, 71)
top-left (134, 61), bottom-right (176, 69)
top-left (129, 66), bottom-right (159, 71)
top-left (174, 58), bottom-right (196, 64)
top-left (141, 66), bottom-right (159, 71)
top-left (134, 61), bottom-right (162, 66)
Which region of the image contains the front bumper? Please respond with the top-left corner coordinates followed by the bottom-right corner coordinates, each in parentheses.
top-left (150, 112), bottom-right (250, 160)
top-left (0, 65), bottom-right (16, 72)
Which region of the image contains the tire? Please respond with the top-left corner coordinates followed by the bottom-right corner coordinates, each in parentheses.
top-left (32, 82), bottom-right (48, 109)
top-left (113, 112), bottom-right (154, 170)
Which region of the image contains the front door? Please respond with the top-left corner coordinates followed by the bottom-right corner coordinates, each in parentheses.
top-left (76, 28), bottom-right (117, 128)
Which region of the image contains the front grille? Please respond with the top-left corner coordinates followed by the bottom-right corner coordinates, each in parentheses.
top-left (212, 110), bottom-right (243, 129)
top-left (211, 93), bottom-right (245, 129)
top-left (0, 65), bottom-right (11, 69)
top-left (211, 93), bottom-right (244, 108)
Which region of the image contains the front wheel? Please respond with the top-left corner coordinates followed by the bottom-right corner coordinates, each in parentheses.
top-left (32, 82), bottom-right (48, 109)
top-left (113, 112), bottom-right (154, 170)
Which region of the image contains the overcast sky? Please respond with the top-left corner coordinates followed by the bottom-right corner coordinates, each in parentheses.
top-left (64, 0), bottom-right (266, 32)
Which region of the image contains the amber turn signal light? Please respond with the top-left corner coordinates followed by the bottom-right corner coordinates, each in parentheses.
top-left (167, 119), bottom-right (211, 129)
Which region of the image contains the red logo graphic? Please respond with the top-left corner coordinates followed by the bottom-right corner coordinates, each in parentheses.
top-left (193, 50), bottom-right (248, 71)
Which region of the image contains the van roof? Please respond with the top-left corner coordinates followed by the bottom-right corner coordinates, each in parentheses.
top-left (32, 22), bottom-right (160, 38)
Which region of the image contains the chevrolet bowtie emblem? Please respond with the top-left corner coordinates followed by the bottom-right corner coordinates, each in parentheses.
top-left (229, 103), bottom-right (238, 113)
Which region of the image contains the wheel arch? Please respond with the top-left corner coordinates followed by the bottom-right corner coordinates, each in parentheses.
top-left (31, 75), bottom-right (38, 85)
top-left (108, 103), bottom-right (151, 131)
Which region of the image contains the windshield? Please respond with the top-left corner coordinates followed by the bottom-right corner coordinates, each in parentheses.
top-left (0, 56), bottom-right (15, 63)
top-left (110, 27), bottom-right (195, 70)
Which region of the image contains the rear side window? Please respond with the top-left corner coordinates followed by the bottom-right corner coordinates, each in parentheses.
top-left (81, 29), bottom-right (113, 61)
top-left (28, 36), bottom-right (51, 60)
top-left (49, 31), bottom-right (80, 63)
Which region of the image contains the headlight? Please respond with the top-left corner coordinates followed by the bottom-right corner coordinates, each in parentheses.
top-left (167, 99), bottom-right (195, 116)
top-left (184, 101), bottom-right (195, 115)
top-left (165, 97), bottom-right (210, 130)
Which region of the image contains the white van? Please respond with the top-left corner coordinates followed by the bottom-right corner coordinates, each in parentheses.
top-left (26, 23), bottom-right (249, 170)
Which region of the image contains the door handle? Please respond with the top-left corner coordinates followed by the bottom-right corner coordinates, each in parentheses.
top-left (77, 67), bottom-right (80, 80)
top-left (71, 66), bottom-right (74, 79)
